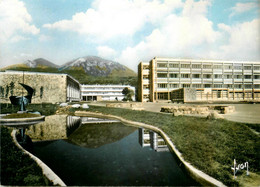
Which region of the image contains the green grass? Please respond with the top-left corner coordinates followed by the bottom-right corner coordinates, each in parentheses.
top-left (0, 126), bottom-right (53, 186)
top-left (2, 113), bottom-right (41, 119)
top-left (72, 105), bottom-right (259, 186)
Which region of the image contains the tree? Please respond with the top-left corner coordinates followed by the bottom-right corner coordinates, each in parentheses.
top-left (122, 87), bottom-right (134, 101)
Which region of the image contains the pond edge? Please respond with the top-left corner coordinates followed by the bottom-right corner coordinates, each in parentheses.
top-left (11, 129), bottom-right (66, 186)
top-left (75, 111), bottom-right (226, 187)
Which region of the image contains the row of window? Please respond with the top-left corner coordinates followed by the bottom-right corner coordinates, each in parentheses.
top-left (82, 92), bottom-right (123, 95)
top-left (157, 73), bottom-right (260, 79)
top-left (157, 83), bottom-right (260, 89)
top-left (157, 62), bottom-right (260, 70)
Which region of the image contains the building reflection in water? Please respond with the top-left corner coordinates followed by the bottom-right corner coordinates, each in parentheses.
top-left (138, 128), bottom-right (169, 152)
top-left (26, 115), bottom-right (81, 141)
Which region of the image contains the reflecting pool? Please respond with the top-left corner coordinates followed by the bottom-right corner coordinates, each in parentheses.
top-left (26, 115), bottom-right (199, 186)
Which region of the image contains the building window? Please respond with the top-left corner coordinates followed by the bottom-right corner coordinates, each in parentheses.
top-left (169, 63), bottom-right (179, 68)
top-left (143, 85), bottom-right (149, 89)
top-left (214, 84), bottom-right (223, 88)
top-left (192, 74), bottom-right (201, 78)
top-left (214, 74), bottom-right (222, 79)
top-left (254, 75), bottom-right (260, 79)
top-left (234, 84), bottom-right (243, 89)
top-left (169, 73), bottom-right (178, 78)
top-left (254, 66), bottom-right (260, 70)
top-left (234, 64), bottom-right (242, 70)
top-left (157, 73), bottom-right (167, 78)
top-left (181, 64), bottom-right (190, 68)
top-left (143, 75), bottom-right (149, 79)
top-left (244, 75), bottom-right (252, 79)
top-left (234, 75), bottom-right (243, 79)
top-left (169, 84), bottom-right (178, 88)
top-left (213, 65), bottom-right (222, 69)
top-left (254, 84), bottom-right (260, 89)
top-left (182, 84), bottom-right (190, 88)
top-left (204, 84), bottom-right (212, 88)
top-left (203, 74), bottom-right (212, 79)
top-left (192, 64), bottom-right (201, 69)
top-left (203, 64), bottom-right (212, 69)
top-left (192, 84), bottom-right (202, 88)
top-left (224, 84), bottom-right (233, 88)
top-left (245, 84), bottom-right (252, 89)
top-left (143, 65), bottom-right (149, 70)
top-left (157, 63), bottom-right (167, 68)
top-left (224, 74), bottom-right (232, 79)
top-left (181, 74), bottom-right (190, 78)
top-left (158, 83), bottom-right (167, 88)
top-left (244, 66), bottom-right (252, 70)
top-left (224, 64), bottom-right (233, 70)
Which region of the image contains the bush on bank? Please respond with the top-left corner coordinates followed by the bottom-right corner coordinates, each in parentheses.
top-left (73, 105), bottom-right (259, 186)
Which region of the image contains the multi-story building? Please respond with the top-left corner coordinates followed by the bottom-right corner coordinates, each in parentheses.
top-left (138, 57), bottom-right (260, 102)
top-left (0, 70), bottom-right (81, 103)
top-left (81, 84), bottom-right (135, 101)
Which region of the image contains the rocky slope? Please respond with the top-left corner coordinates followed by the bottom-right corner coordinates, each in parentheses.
top-left (60, 56), bottom-right (136, 77)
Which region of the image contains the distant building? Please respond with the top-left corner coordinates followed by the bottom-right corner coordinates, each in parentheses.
top-left (0, 70), bottom-right (81, 104)
top-left (138, 57), bottom-right (260, 102)
top-left (81, 84), bottom-right (135, 101)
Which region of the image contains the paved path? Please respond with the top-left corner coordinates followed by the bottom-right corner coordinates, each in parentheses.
top-left (89, 102), bottom-right (260, 124)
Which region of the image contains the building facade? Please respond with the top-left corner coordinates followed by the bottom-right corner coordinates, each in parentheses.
top-left (81, 84), bottom-right (135, 101)
top-left (138, 57), bottom-right (260, 102)
top-left (0, 70), bottom-right (81, 104)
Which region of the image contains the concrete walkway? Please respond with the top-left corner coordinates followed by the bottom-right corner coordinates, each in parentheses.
top-left (89, 102), bottom-right (260, 124)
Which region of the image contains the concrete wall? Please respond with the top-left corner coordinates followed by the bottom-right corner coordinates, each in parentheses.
top-left (0, 71), bottom-right (80, 104)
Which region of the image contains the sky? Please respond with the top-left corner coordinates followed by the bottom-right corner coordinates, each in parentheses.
top-left (0, 0), bottom-right (259, 72)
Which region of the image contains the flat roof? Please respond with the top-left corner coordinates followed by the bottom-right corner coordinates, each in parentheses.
top-left (152, 57), bottom-right (260, 64)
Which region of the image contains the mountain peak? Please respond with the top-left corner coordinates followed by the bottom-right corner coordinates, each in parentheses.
top-left (60, 56), bottom-right (135, 77)
top-left (24, 58), bottom-right (59, 68)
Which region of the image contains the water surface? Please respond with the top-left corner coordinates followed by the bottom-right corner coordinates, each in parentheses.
top-left (28, 116), bottom-right (198, 186)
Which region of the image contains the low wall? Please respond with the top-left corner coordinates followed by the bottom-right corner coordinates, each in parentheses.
top-left (11, 130), bottom-right (66, 186)
top-left (106, 102), bottom-right (143, 109)
top-left (75, 111), bottom-right (226, 187)
top-left (161, 105), bottom-right (235, 116)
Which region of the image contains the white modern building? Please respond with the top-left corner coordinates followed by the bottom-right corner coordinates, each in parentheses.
top-left (81, 84), bottom-right (135, 101)
top-left (138, 57), bottom-right (260, 102)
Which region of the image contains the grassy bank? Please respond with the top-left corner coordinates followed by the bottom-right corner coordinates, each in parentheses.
top-left (72, 105), bottom-right (259, 186)
top-left (0, 126), bottom-right (53, 186)
top-left (0, 103), bottom-right (58, 185)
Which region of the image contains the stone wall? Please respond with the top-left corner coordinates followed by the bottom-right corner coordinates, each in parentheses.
top-left (0, 71), bottom-right (68, 104)
top-left (161, 105), bottom-right (235, 116)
